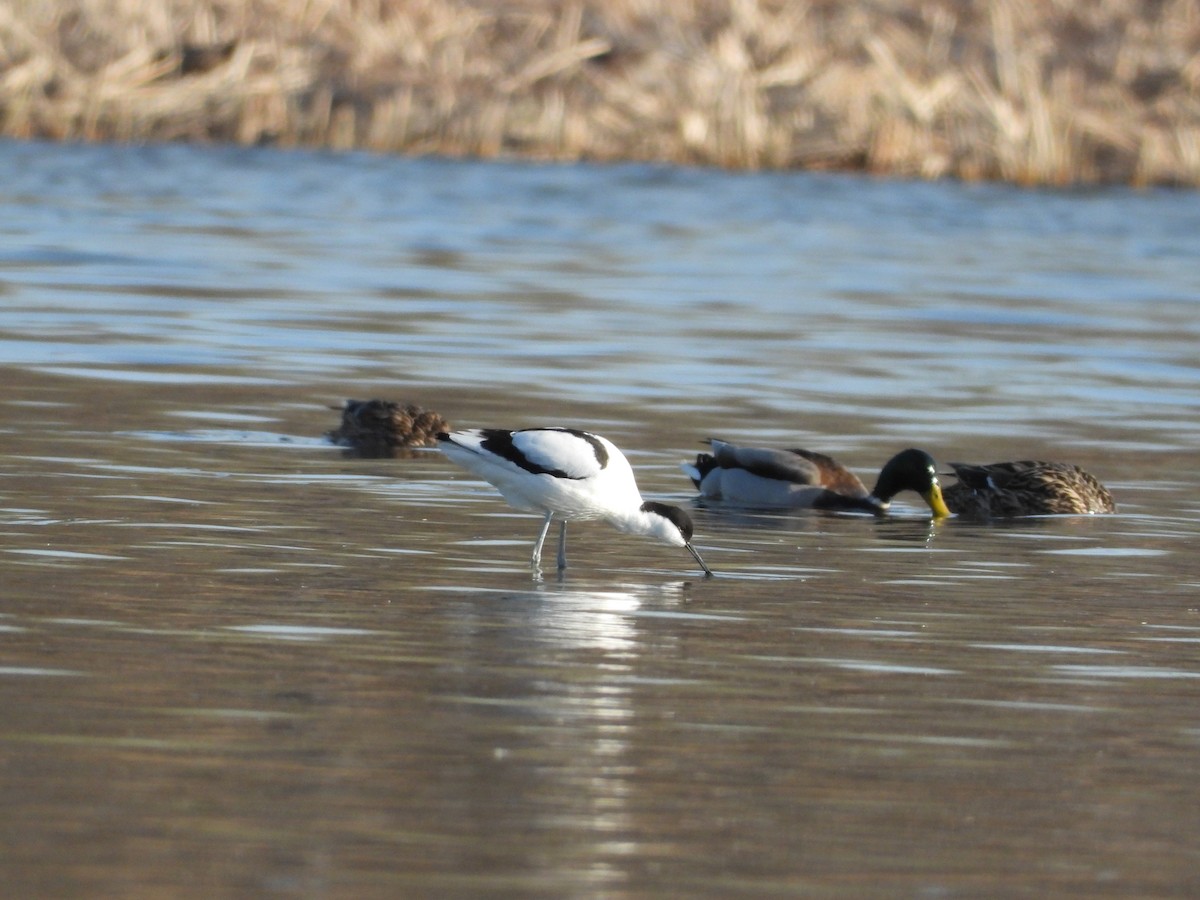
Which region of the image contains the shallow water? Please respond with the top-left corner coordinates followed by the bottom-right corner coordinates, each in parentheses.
top-left (2, 139), bottom-right (1200, 897)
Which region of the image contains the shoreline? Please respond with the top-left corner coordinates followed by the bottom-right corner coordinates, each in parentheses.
top-left (3, 0), bottom-right (1198, 187)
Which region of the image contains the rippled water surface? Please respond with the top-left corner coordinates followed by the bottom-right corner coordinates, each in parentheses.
top-left (3, 140), bottom-right (1200, 897)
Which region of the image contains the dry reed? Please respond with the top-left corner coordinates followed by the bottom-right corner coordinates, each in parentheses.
top-left (2, 0), bottom-right (1198, 185)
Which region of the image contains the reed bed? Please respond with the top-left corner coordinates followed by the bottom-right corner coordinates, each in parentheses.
top-left (2, 0), bottom-right (1198, 185)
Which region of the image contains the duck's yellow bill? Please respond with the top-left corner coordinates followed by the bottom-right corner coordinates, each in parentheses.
top-left (923, 483), bottom-right (952, 518)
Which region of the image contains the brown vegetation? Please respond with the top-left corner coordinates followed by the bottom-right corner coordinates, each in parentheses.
top-left (2, 0), bottom-right (1198, 185)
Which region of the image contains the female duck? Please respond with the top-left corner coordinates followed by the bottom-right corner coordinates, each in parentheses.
top-left (326, 398), bottom-right (449, 457)
top-left (938, 458), bottom-right (1116, 517)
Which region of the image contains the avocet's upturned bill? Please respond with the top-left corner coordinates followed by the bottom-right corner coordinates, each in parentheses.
top-left (438, 427), bottom-right (713, 576)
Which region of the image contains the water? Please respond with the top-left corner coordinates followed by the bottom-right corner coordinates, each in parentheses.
top-left (2, 139), bottom-right (1200, 897)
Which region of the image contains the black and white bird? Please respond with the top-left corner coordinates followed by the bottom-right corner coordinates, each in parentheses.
top-left (438, 427), bottom-right (713, 576)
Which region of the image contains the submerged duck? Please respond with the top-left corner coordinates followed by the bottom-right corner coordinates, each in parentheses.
top-left (682, 441), bottom-right (950, 516)
top-left (683, 440), bottom-right (1115, 518)
top-left (326, 399), bottom-right (449, 457)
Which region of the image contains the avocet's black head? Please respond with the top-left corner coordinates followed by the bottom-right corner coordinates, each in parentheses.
top-left (869, 448), bottom-right (952, 517)
top-left (640, 501), bottom-right (714, 577)
top-left (642, 501), bottom-right (694, 541)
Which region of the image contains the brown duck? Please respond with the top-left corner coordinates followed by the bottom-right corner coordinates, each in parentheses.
top-left (326, 399), bottom-right (449, 457)
top-left (939, 459), bottom-right (1116, 517)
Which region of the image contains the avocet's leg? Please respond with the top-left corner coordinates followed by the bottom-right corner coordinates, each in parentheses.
top-left (556, 520), bottom-right (568, 570)
top-left (531, 511), bottom-right (554, 568)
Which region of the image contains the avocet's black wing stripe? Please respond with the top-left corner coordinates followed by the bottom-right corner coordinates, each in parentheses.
top-left (479, 428), bottom-right (609, 480)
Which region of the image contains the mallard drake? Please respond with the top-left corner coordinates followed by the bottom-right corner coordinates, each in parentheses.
top-left (940, 459), bottom-right (1116, 517)
top-left (683, 440), bottom-right (1115, 518)
top-left (682, 441), bottom-right (950, 516)
top-left (326, 399), bottom-right (449, 457)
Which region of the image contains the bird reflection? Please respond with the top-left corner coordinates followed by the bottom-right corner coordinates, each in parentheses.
top-left (439, 578), bottom-right (695, 884)
top-left (522, 580), bottom-right (691, 652)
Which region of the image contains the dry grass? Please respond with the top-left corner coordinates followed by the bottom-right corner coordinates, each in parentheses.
top-left (2, 0), bottom-right (1198, 185)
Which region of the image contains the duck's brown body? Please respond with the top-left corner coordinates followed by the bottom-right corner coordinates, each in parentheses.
top-left (943, 460), bottom-right (1116, 517)
top-left (326, 399), bottom-right (449, 457)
